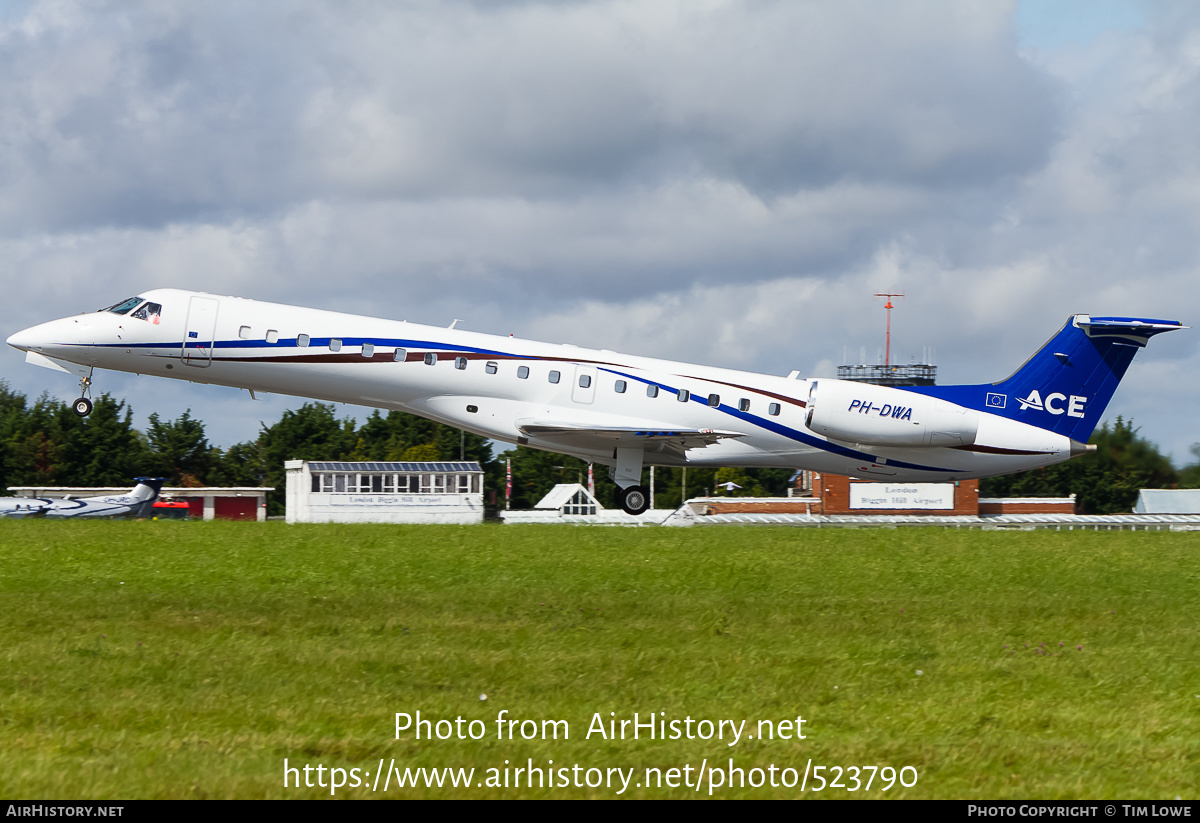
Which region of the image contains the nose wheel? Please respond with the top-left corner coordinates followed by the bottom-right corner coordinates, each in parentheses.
top-left (72, 374), bottom-right (93, 417)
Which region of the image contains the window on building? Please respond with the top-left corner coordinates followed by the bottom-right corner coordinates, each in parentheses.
top-left (563, 489), bottom-right (597, 516)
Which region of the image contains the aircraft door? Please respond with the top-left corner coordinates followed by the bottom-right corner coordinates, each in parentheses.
top-left (182, 296), bottom-right (219, 368)
top-left (572, 365), bottom-right (597, 404)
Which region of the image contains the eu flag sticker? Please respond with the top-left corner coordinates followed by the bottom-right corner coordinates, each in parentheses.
top-left (985, 393), bottom-right (1006, 409)
top-left (188, 331), bottom-right (198, 338)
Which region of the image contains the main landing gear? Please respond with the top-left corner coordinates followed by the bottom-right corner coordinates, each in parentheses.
top-left (72, 372), bottom-right (93, 417)
top-left (611, 446), bottom-right (650, 516)
top-left (617, 485), bottom-right (650, 516)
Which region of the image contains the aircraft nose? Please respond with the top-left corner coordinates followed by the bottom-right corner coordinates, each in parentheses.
top-left (6, 326), bottom-right (40, 351)
top-left (6, 317), bottom-right (87, 353)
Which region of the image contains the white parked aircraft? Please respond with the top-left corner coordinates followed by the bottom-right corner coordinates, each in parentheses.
top-left (5, 289), bottom-right (1183, 514)
top-left (0, 478), bottom-right (165, 519)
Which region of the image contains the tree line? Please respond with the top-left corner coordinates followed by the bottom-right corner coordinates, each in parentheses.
top-left (0, 381), bottom-right (1194, 514)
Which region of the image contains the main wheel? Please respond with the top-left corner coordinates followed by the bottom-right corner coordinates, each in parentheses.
top-left (72, 397), bottom-right (93, 417)
top-left (619, 485), bottom-right (649, 516)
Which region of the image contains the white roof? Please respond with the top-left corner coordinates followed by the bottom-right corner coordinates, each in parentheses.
top-left (534, 484), bottom-right (603, 510)
top-left (1133, 489), bottom-right (1200, 514)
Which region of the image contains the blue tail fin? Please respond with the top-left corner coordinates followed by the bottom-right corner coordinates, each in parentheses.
top-left (906, 316), bottom-right (1183, 442)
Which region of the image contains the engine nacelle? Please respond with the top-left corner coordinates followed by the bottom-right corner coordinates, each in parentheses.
top-left (805, 379), bottom-right (979, 448)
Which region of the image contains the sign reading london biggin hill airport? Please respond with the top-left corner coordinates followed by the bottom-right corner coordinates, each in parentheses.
top-left (849, 484), bottom-right (954, 510)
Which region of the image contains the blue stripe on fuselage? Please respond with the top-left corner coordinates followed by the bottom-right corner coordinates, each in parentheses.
top-left (87, 336), bottom-right (956, 473)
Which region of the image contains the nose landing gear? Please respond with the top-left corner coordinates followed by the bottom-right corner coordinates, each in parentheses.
top-left (72, 373), bottom-right (93, 417)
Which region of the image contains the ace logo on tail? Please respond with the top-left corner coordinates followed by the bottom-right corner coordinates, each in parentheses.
top-left (1017, 390), bottom-right (1087, 418)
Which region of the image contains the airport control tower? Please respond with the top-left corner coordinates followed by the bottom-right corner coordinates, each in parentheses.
top-left (836, 293), bottom-right (936, 387)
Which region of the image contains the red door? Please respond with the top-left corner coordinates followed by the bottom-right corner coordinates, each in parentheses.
top-left (213, 497), bottom-right (259, 521)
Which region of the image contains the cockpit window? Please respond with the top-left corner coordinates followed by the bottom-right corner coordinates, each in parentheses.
top-left (131, 302), bottom-right (162, 324)
top-left (102, 297), bottom-right (144, 315)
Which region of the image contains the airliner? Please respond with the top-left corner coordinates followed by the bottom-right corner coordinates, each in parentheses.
top-left (0, 478), bottom-right (164, 519)
top-left (5, 289), bottom-right (1182, 514)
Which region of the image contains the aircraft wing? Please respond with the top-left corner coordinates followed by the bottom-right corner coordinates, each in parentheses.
top-left (517, 421), bottom-right (746, 459)
top-left (0, 498), bottom-right (52, 518)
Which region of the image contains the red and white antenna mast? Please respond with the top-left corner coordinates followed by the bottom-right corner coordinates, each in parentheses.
top-left (874, 291), bottom-right (904, 366)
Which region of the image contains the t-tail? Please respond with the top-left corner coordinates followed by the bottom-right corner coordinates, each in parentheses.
top-left (909, 316), bottom-right (1184, 441)
top-left (130, 477), bottom-right (165, 516)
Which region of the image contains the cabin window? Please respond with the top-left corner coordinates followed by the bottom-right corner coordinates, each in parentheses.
top-left (517, 365), bottom-right (530, 379)
top-left (424, 353), bottom-right (437, 365)
top-left (102, 296), bottom-right (143, 315)
top-left (614, 380), bottom-right (627, 393)
top-left (769, 403), bottom-right (781, 416)
top-left (297, 334), bottom-right (310, 348)
top-left (311, 474), bottom-right (320, 493)
top-left (265, 329), bottom-right (279, 344)
top-left (361, 343), bottom-right (374, 357)
top-left (707, 393), bottom-right (720, 407)
top-left (738, 398), bottom-right (750, 412)
top-left (549, 370), bottom-right (560, 384)
top-left (393, 348), bottom-right (407, 361)
top-left (238, 325), bottom-right (252, 339)
top-left (330, 338), bottom-right (342, 352)
top-left (486, 361), bottom-right (498, 374)
top-left (646, 385), bottom-right (659, 398)
top-left (455, 357), bottom-right (467, 370)
top-left (677, 389), bottom-right (690, 403)
top-left (578, 374), bottom-right (591, 388)
top-left (132, 302), bottom-right (162, 323)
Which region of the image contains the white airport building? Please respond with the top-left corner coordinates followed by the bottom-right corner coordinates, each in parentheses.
top-left (285, 460), bottom-right (486, 524)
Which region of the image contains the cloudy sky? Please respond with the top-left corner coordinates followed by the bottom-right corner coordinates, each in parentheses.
top-left (2, 0), bottom-right (1197, 462)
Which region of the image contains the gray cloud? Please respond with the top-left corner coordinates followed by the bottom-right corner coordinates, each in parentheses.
top-left (1, 0), bottom-right (1197, 464)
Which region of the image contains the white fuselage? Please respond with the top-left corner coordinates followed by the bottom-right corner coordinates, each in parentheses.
top-left (7, 288), bottom-right (1079, 481)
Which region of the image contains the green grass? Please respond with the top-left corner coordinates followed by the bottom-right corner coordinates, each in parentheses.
top-left (1, 521), bottom-right (1197, 798)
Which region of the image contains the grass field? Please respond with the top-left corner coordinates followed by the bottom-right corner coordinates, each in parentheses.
top-left (0, 520), bottom-right (1197, 799)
